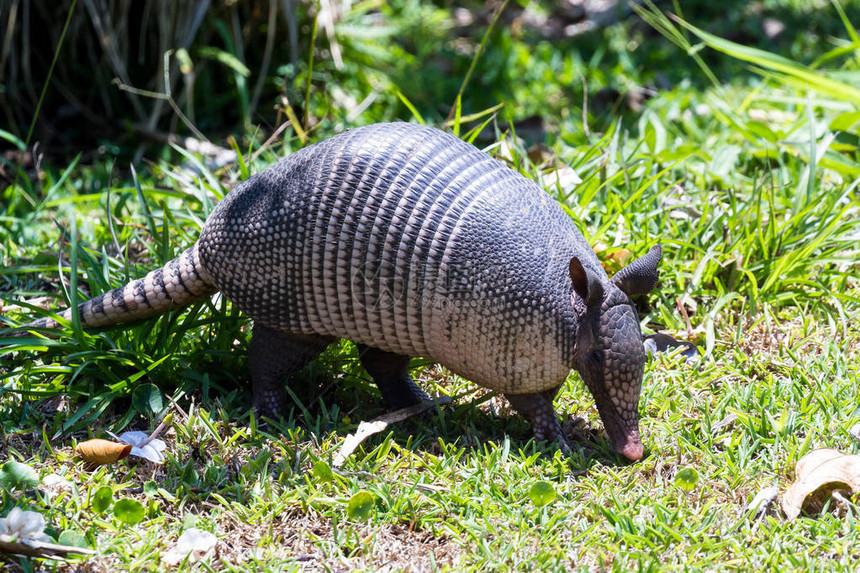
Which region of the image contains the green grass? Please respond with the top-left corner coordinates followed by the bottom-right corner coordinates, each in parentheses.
top-left (2, 1), bottom-right (860, 571)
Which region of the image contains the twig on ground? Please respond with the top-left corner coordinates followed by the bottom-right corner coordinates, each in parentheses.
top-left (0, 534), bottom-right (96, 559)
top-left (333, 397), bottom-right (451, 467)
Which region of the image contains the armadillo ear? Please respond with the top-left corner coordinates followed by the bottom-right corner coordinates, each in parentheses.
top-left (612, 244), bottom-right (662, 296)
top-left (569, 257), bottom-right (604, 306)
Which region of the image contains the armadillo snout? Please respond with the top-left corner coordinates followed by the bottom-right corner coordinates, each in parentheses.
top-left (576, 298), bottom-right (646, 460)
top-left (605, 308), bottom-right (645, 421)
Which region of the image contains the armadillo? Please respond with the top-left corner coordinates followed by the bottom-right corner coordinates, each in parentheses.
top-left (11, 122), bottom-right (661, 460)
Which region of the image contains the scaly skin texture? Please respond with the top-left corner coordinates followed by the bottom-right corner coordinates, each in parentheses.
top-left (11, 123), bottom-right (662, 460)
top-left (573, 286), bottom-right (649, 460)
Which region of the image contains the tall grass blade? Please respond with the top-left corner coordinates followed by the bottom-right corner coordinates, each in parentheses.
top-left (395, 91), bottom-right (425, 125)
top-left (304, 12), bottom-right (319, 131)
top-left (445, 0), bottom-right (509, 124)
top-left (673, 16), bottom-right (860, 106)
top-left (68, 218), bottom-right (81, 335)
top-left (131, 164), bottom-right (158, 240)
top-left (631, 1), bottom-right (722, 89)
top-left (831, 0), bottom-right (859, 44)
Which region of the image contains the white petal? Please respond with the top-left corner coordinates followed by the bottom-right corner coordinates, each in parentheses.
top-left (177, 528), bottom-right (218, 553)
top-left (118, 431), bottom-right (150, 447)
top-left (2, 508), bottom-right (47, 539)
top-left (5, 507), bottom-right (25, 532)
top-left (162, 528), bottom-right (217, 565)
top-left (146, 438), bottom-right (167, 452)
top-left (18, 512), bottom-right (47, 537)
top-left (130, 445), bottom-right (165, 463)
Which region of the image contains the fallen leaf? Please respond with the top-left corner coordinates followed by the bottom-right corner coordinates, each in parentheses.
top-left (596, 247), bottom-right (632, 273)
top-left (105, 414), bottom-right (172, 463)
top-left (333, 421), bottom-right (391, 469)
top-left (712, 412), bottom-right (739, 431)
top-left (75, 439), bottom-right (132, 466)
top-left (782, 448), bottom-right (860, 520)
top-left (607, 248), bottom-right (632, 267)
top-left (0, 534), bottom-right (96, 559)
top-left (0, 510), bottom-right (94, 560)
top-left (644, 333), bottom-right (700, 363)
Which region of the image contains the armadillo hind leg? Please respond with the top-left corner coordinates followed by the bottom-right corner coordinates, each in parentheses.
top-left (505, 389), bottom-right (571, 453)
top-left (249, 324), bottom-right (333, 419)
top-left (357, 345), bottom-right (430, 410)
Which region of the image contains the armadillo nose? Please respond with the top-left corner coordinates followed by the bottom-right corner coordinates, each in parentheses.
top-left (597, 402), bottom-right (644, 461)
top-left (611, 426), bottom-right (644, 461)
top-left (618, 438), bottom-right (644, 461)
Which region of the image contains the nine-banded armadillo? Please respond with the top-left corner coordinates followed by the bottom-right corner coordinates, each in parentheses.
top-left (11, 122), bottom-right (661, 460)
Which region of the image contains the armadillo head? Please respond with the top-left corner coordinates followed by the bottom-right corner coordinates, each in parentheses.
top-left (569, 245), bottom-right (662, 461)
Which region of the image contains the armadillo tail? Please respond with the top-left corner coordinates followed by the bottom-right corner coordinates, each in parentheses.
top-left (20, 244), bottom-right (216, 332)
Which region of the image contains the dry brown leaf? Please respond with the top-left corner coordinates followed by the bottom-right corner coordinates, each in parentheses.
top-left (712, 412), bottom-right (739, 431)
top-left (607, 248), bottom-right (632, 267)
top-left (76, 439), bottom-right (132, 466)
top-left (333, 421), bottom-right (389, 468)
top-left (781, 448), bottom-right (860, 520)
top-left (594, 245), bottom-right (632, 273)
top-left (643, 333), bottom-right (700, 363)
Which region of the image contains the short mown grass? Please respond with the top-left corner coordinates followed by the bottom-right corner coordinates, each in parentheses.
top-left (2, 2), bottom-right (860, 571)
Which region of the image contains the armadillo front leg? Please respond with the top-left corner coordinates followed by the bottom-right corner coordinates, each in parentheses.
top-left (357, 345), bottom-right (430, 410)
top-left (505, 389), bottom-right (571, 453)
top-left (249, 324), bottom-right (332, 419)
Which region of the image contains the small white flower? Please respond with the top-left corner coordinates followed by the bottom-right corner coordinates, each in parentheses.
top-left (110, 430), bottom-right (167, 463)
top-left (162, 527), bottom-right (218, 565)
top-left (42, 473), bottom-right (74, 491)
top-left (0, 507), bottom-right (51, 542)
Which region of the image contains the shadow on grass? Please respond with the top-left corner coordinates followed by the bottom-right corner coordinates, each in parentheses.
top-left (252, 380), bottom-right (632, 472)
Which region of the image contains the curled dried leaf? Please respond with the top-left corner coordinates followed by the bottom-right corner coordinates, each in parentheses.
top-left (595, 246), bottom-right (632, 273)
top-left (782, 448), bottom-right (860, 520)
top-left (607, 248), bottom-right (632, 267)
top-left (644, 333), bottom-right (700, 363)
top-left (76, 439), bottom-right (132, 466)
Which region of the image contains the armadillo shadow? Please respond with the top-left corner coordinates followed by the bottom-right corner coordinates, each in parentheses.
top-left (251, 373), bottom-right (640, 470)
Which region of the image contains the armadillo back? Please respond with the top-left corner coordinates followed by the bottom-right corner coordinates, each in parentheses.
top-left (198, 123), bottom-right (601, 393)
